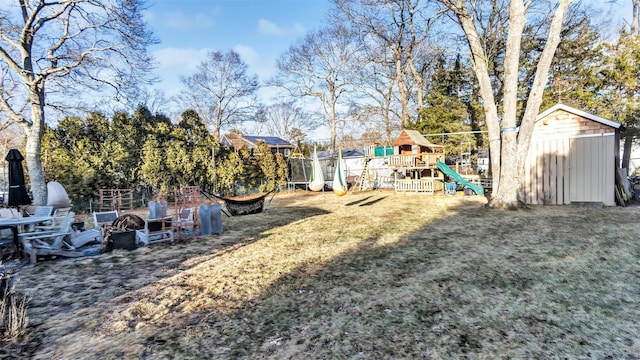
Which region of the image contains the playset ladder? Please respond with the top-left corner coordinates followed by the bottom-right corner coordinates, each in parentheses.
top-left (356, 159), bottom-right (371, 192)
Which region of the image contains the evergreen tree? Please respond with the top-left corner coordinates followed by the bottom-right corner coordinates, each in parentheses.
top-left (216, 151), bottom-right (245, 196)
top-left (412, 54), bottom-right (477, 159)
top-left (599, 28), bottom-right (640, 170)
top-left (140, 137), bottom-right (170, 192)
top-left (42, 114), bottom-right (113, 207)
top-left (542, 13), bottom-right (604, 111)
top-left (168, 110), bottom-right (218, 192)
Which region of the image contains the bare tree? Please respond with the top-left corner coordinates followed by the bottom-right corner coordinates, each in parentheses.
top-left (0, 0), bottom-right (157, 204)
top-left (633, 0), bottom-right (640, 35)
top-left (439, 0), bottom-right (571, 208)
top-left (332, 0), bottom-right (437, 127)
top-left (271, 24), bottom-right (361, 156)
top-left (255, 102), bottom-right (316, 142)
top-left (177, 50), bottom-right (259, 139)
top-left (348, 38), bottom-right (402, 143)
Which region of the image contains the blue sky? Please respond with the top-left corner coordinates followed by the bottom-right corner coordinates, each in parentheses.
top-left (142, 0), bottom-right (631, 140)
top-left (144, 0), bottom-right (631, 100)
top-left (144, 0), bottom-right (331, 100)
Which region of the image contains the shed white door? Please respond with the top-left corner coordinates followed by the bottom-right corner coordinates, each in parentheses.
top-left (569, 134), bottom-right (615, 205)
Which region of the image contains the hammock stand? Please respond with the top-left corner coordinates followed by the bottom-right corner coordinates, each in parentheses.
top-left (209, 189), bottom-right (277, 216)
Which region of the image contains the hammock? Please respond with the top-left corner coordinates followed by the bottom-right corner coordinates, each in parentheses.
top-left (333, 148), bottom-right (348, 196)
top-left (308, 146), bottom-right (325, 191)
top-left (211, 189), bottom-right (276, 216)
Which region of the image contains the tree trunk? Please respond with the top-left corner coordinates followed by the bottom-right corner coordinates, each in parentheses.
top-left (330, 113), bottom-right (337, 160)
top-left (452, 3), bottom-right (502, 195)
top-left (488, 0), bottom-right (527, 208)
top-left (395, 52), bottom-right (410, 127)
top-left (622, 134), bottom-right (633, 171)
top-left (408, 59), bottom-right (424, 115)
top-left (633, 0), bottom-right (640, 35)
top-left (328, 85), bottom-right (338, 159)
top-left (623, 0), bottom-right (638, 173)
top-left (514, 0), bottom-right (571, 204)
top-left (385, 96), bottom-right (393, 143)
top-left (23, 88), bottom-right (47, 206)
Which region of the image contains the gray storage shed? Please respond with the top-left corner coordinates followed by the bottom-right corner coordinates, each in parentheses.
top-left (524, 103), bottom-right (622, 206)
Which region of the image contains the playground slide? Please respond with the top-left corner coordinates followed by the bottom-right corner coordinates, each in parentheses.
top-left (436, 161), bottom-right (485, 195)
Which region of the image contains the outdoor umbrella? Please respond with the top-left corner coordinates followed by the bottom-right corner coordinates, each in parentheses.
top-left (5, 149), bottom-right (31, 207)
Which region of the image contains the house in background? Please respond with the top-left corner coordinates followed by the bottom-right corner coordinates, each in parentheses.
top-left (223, 134), bottom-right (293, 156)
top-left (524, 103), bottom-right (622, 206)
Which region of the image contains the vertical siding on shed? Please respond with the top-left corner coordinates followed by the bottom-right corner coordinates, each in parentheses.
top-left (524, 138), bottom-right (570, 204)
top-left (560, 138), bottom-right (571, 204)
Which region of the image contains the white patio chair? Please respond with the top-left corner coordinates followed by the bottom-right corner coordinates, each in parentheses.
top-left (21, 211), bottom-right (82, 264)
top-left (92, 210), bottom-right (119, 241)
top-left (177, 208), bottom-right (196, 232)
top-left (136, 217), bottom-right (173, 246)
top-left (34, 206), bottom-right (68, 232)
top-left (24, 205), bottom-right (54, 231)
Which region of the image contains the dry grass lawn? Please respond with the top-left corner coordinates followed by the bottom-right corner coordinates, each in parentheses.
top-left (2, 190), bottom-right (640, 359)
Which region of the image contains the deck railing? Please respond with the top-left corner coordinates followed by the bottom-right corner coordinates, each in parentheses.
top-left (387, 153), bottom-right (444, 168)
top-left (463, 177), bottom-right (493, 189)
top-left (365, 145), bottom-right (376, 158)
top-left (387, 155), bottom-right (418, 167)
top-left (394, 179), bottom-right (435, 194)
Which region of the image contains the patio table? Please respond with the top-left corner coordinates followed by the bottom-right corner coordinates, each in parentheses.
top-left (0, 216), bottom-right (54, 251)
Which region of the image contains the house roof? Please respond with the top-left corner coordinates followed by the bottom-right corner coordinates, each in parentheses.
top-left (242, 136), bottom-right (293, 147)
top-left (223, 134), bottom-right (293, 149)
top-left (317, 148), bottom-right (365, 159)
top-left (536, 103), bottom-right (622, 129)
top-left (393, 129), bottom-right (444, 148)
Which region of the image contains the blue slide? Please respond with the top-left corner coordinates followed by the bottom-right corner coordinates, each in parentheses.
top-left (436, 161), bottom-right (485, 195)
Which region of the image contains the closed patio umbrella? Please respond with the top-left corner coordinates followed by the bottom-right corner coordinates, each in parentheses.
top-left (5, 149), bottom-right (31, 207)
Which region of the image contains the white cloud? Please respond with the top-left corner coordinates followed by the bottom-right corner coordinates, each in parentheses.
top-left (153, 47), bottom-right (211, 73)
top-left (154, 45), bottom-right (276, 86)
top-left (164, 11), bottom-right (215, 30)
top-left (151, 44), bottom-right (289, 113)
top-left (145, 3), bottom-right (219, 31)
top-left (233, 45), bottom-right (259, 67)
top-left (233, 44), bottom-right (275, 80)
top-left (257, 19), bottom-right (286, 36)
top-left (151, 47), bottom-right (213, 98)
top-left (257, 19), bottom-right (305, 37)
top-left (312, 126), bottom-right (331, 142)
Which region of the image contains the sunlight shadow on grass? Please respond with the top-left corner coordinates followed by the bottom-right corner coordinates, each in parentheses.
top-left (344, 196), bottom-right (373, 206)
top-left (11, 193), bottom-right (640, 358)
top-left (358, 196), bottom-right (387, 206)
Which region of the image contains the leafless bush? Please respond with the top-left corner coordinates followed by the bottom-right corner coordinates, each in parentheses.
top-left (0, 270), bottom-right (29, 338)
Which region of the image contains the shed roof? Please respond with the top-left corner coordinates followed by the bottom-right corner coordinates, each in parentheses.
top-left (393, 129), bottom-right (444, 149)
top-left (536, 103), bottom-right (622, 129)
